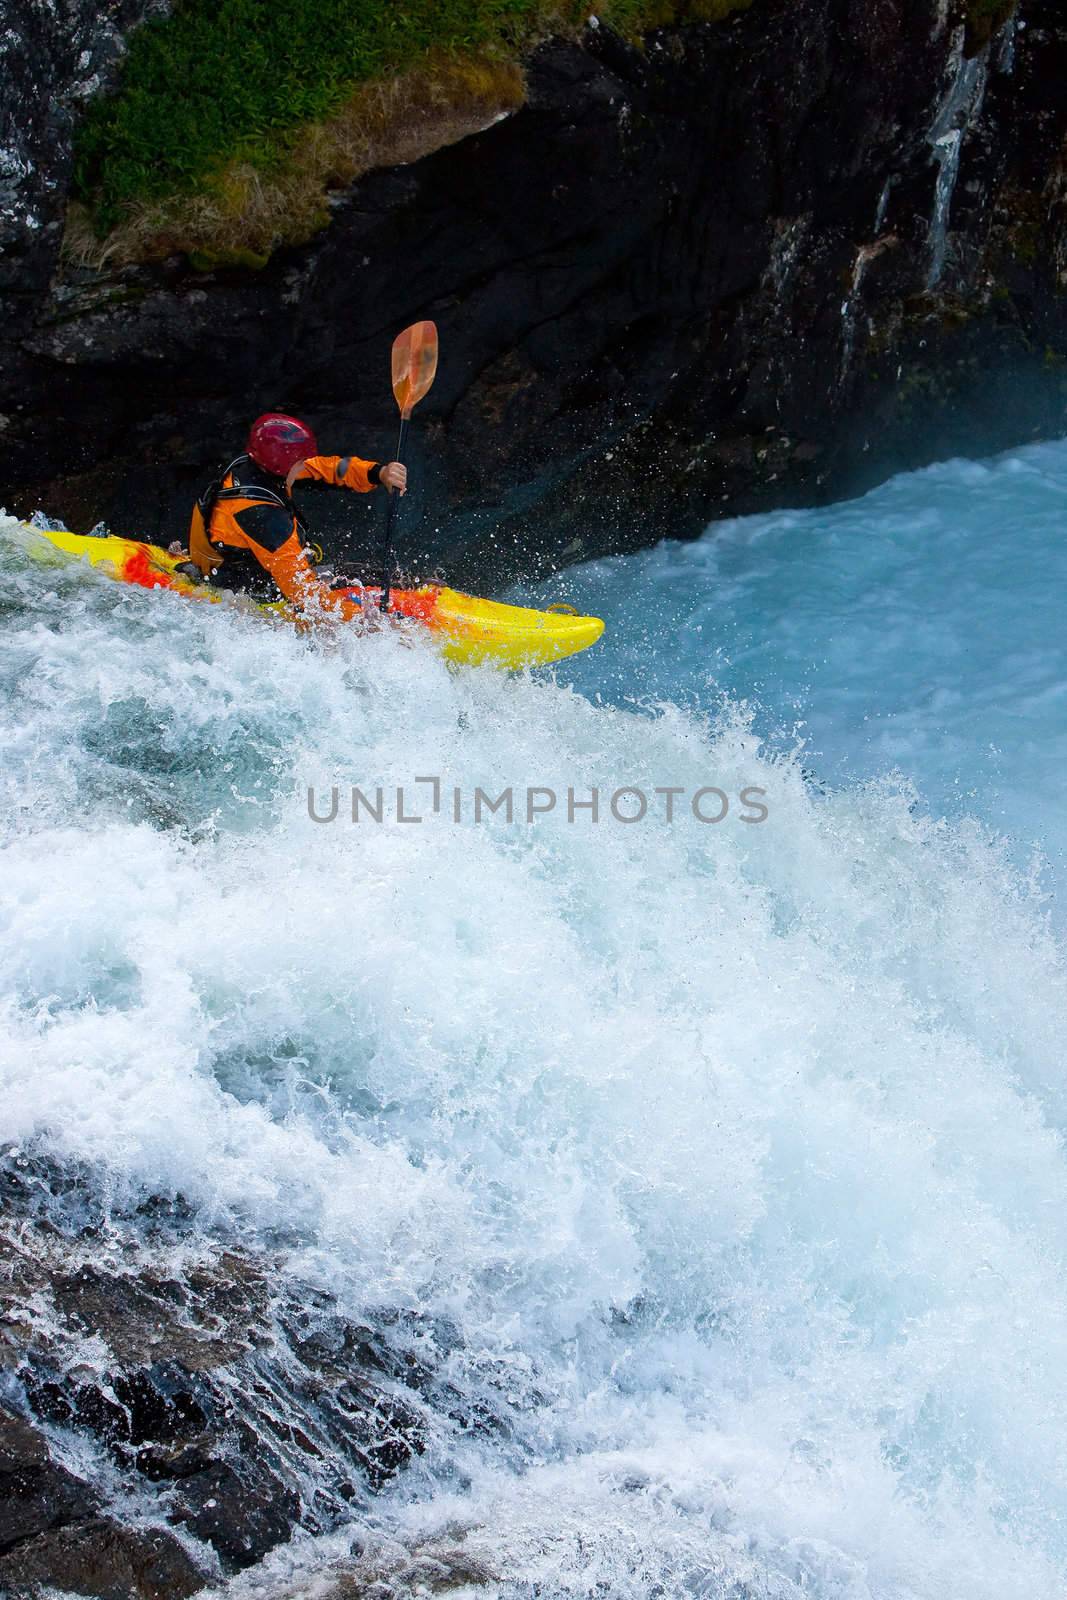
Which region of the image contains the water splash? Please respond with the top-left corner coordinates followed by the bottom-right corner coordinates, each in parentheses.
top-left (2, 471), bottom-right (1066, 1598)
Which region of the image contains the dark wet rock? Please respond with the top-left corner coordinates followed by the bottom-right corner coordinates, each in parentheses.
top-left (239, 1537), bottom-right (500, 1599)
top-left (0, 1518), bottom-right (204, 1600)
top-left (0, 1145), bottom-right (463, 1587)
top-left (168, 1447), bottom-right (301, 1568)
top-left (0, 1396), bottom-right (202, 1599)
top-left (2, 1), bottom-right (1067, 583)
top-left (0, 1402), bottom-right (100, 1552)
top-left (0, 0), bottom-right (169, 313)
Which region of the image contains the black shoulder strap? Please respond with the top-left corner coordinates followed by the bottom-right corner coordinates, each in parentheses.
top-left (216, 485), bottom-right (288, 508)
top-left (202, 454), bottom-right (311, 540)
top-left (196, 455), bottom-right (246, 525)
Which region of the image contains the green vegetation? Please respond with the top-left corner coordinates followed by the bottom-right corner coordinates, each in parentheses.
top-left (72, 0), bottom-right (754, 249)
top-left (186, 245), bottom-right (271, 273)
top-left (965, 0), bottom-right (1014, 20)
top-left (65, 52), bottom-right (529, 266)
top-left (963, 0), bottom-right (1016, 51)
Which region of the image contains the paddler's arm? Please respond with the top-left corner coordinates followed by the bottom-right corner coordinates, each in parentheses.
top-left (230, 506), bottom-right (363, 621)
top-left (289, 456), bottom-right (408, 495)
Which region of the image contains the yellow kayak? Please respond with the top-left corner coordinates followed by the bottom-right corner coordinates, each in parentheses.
top-left (15, 525), bottom-right (605, 671)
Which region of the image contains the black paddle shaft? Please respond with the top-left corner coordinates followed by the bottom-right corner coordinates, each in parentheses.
top-left (378, 416), bottom-right (409, 613)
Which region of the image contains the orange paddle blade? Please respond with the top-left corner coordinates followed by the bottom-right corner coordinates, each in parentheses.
top-left (391, 320), bottom-right (439, 419)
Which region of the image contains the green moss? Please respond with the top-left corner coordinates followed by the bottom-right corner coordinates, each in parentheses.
top-left (1005, 197), bottom-right (1043, 265)
top-left (187, 245), bottom-right (271, 273)
top-left (965, 0), bottom-right (1013, 20)
top-left (963, 0), bottom-right (1016, 53)
top-left (73, 0), bottom-right (754, 233)
top-left (603, 0), bottom-right (752, 29)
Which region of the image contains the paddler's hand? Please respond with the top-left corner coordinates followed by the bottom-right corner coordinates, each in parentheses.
top-left (380, 461), bottom-right (407, 496)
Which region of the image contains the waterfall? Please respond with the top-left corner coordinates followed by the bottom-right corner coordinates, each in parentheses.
top-left (926, 42), bottom-right (988, 289)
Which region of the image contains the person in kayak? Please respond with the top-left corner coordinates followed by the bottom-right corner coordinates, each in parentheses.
top-left (184, 413), bottom-right (406, 617)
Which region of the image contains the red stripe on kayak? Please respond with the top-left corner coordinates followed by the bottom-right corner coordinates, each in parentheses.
top-left (389, 587), bottom-right (439, 623)
top-left (122, 547), bottom-right (175, 590)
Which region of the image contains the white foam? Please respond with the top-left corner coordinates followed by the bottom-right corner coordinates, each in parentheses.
top-left (2, 488), bottom-right (1066, 1595)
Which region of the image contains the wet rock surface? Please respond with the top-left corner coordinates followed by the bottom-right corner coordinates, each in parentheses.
top-left (0, 1517), bottom-right (205, 1600)
top-left (1, 0), bottom-right (1067, 583)
top-left (0, 1145), bottom-right (466, 1598)
top-left (231, 1540), bottom-right (501, 1599)
top-left (0, 0), bottom-right (169, 316)
top-left (0, 1402), bottom-right (102, 1551)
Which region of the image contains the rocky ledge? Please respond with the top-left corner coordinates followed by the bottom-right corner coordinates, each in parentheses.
top-left (1, 0), bottom-right (1067, 585)
top-left (0, 1145), bottom-right (495, 1599)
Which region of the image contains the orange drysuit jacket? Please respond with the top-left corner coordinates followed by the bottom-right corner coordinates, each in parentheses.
top-left (200, 453), bottom-right (382, 618)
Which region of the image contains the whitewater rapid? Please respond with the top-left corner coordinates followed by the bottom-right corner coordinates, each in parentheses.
top-left (526, 440), bottom-right (1067, 910)
top-left (2, 442), bottom-right (1067, 1598)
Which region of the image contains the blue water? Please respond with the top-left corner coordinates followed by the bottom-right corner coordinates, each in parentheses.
top-left (1, 441), bottom-right (1066, 1599)
top-left (521, 440), bottom-right (1067, 909)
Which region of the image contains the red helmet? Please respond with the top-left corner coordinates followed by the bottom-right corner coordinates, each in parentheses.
top-left (246, 413), bottom-right (317, 476)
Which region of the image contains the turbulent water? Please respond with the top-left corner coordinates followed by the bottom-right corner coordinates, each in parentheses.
top-left (2, 440), bottom-right (1067, 1598)
top-left (522, 440), bottom-right (1067, 910)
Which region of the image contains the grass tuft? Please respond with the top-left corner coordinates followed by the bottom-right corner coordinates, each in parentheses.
top-left (66, 54), bottom-right (526, 267)
top-left (69, 0), bottom-right (754, 266)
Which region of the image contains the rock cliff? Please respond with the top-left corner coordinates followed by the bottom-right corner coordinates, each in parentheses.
top-left (2, 0), bottom-right (1065, 583)
top-left (0, 1144), bottom-right (491, 1597)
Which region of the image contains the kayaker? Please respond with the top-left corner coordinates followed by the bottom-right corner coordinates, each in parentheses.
top-left (183, 413), bottom-right (406, 618)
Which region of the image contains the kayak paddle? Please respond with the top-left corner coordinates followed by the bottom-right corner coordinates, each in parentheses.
top-left (378, 319), bottom-right (438, 611)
